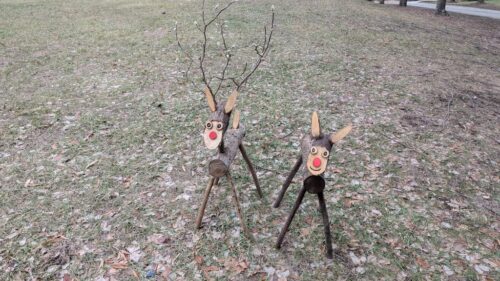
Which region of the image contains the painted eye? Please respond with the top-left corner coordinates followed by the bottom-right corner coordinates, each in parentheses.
top-left (206, 122), bottom-right (213, 129)
top-left (310, 147), bottom-right (318, 154)
top-left (216, 123), bottom-right (223, 130)
top-left (322, 150), bottom-right (329, 158)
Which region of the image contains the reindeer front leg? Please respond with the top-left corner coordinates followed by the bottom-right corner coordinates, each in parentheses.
top-left (196, 177), bottom-right (217, 229)
top-left (273, 155), bottom-right (303, 208)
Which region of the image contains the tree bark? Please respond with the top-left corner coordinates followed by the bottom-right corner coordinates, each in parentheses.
top-left (399, 0), bottom-right (407, 7)
top-left (436, 0), bottom-right (448, 15)
top-left (209, 125), bottom-right (245, 177)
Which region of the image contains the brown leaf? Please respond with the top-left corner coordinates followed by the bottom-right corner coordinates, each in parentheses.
top-left (416, 257), bottom-right (430, 269)
top-left (63, 273), bottom-right (72, 281)
top-left (130, 269), bottom-right (140, 279)
top-left (195, 255), bottom-right (204, 266)
top-left (161, 266), bottom-right (172, 280)
top-left (300, 228), bottom-right (310, 237)
top-left (148, 234), bottom-right (170, 245)
top-left (224, 258), bottom-right (248, 274)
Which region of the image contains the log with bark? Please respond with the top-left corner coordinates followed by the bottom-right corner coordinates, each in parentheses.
top-left (274, 112), bottom-right (352, 258)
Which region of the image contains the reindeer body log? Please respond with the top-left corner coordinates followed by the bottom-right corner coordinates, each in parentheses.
top-left (209, 125), bottom-right (245, 177)
top-left (274, 112), bottom-right (352, 258)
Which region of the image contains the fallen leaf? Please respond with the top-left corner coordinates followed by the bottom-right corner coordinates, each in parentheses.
top-left (195, 255), bottom-right (204, 266)
top-left (63, 273), bottom-right (72, 281)
top-left (127, 246), bottom-right (143, 263)
top-left (416, 257), bottom-right (430, 269)
top-left (148, 234), bottom-right (170, 245)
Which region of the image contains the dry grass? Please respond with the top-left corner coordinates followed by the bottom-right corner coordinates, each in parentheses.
top-left (1, 0), bottom-right (499, 280)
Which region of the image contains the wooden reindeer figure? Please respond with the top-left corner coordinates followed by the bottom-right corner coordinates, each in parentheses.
top-left (195, 87), bottom-right (262, 240)
top-left (274, 112), bottom-right (352, 258)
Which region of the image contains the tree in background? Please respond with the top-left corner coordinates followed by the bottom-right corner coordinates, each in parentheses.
top-left (399, 0), bottom-right (407, 7)
top-left (436, 0), bottom-right (448, 15)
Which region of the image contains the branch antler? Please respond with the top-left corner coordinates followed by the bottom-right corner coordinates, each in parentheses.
top-left (176, 1), bottom-right (274, 97)
top-left (199, 0), bottom-right (236, 96)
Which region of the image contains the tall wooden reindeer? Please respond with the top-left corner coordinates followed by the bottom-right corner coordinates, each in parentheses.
top-left (175, 0), bottom-right (275, 240)
top-left (274, 112), bottom-right (352, 258)
top-left (195, 88), bottom-right (262, 239)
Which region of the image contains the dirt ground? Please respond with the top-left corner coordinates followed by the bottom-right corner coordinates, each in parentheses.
top-left (0, 0), bottom-right (499, 280)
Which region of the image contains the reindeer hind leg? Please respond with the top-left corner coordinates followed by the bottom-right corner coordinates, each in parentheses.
top-left (239, 144), bottom-right (263, 198)
top-left (227, 172), bottom-right (255, 241)
top-left (318, 191), bottom-right (333, 259)
top-left (276, 185), bottom-right (307, 249)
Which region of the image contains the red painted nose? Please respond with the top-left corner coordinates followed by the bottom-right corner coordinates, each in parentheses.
top-left (312, 157), bottom-right (322, 168)
top-left (209, 131), bottom-right (217, 140)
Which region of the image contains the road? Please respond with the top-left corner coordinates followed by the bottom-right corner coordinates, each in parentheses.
top-left (407, 1), bottom-right (500, 19)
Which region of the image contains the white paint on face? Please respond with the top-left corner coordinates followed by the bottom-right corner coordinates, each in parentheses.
top-left (307, 146), bottom-right (330, 175)
top-left (203, 120), bottom-right (224, 149)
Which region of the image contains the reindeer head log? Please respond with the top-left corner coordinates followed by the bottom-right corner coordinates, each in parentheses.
top-left (303, 112), bottom-right (352, 176)
top-left (203, 89), bottom-right (238, 150)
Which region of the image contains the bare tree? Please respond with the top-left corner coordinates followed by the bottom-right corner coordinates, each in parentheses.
top-left (400, 0), bottom-right (407, 7)
top-left (436, 0), bottom-right (448, 15)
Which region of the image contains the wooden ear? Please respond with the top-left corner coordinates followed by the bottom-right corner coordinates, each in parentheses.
top-left (204, 87), bottom-right (216, 112)
top-left (232, 110), bottom-right (240, 129)
top-left (330, 124), bottom-right (352, 144)
top-left (224, 90), bottom-right (238, 113)
top-left (311, 111), bottom-right (321, 138)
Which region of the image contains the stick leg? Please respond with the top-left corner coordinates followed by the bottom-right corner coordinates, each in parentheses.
top-left (276, 185), bottom-right (307, 249)
top-left (273, 155), bottom-right (303, 208)
top-left (239, 144), bottom-right (263, 198)
top-left (226, 172), bottom-right (254, 241)
top-left (196, 177), bottom-right (215, 229)
top-left (318, 192), bottom-right (333, 259)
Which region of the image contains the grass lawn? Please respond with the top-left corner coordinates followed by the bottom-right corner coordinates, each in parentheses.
top-left (1, 0), bottom-right (499, 280)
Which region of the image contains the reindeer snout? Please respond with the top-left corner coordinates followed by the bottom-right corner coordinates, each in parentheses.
top-left (209, 131), bottom-right (217, 140)
top-left (312, 157), bottom-right (322, 168)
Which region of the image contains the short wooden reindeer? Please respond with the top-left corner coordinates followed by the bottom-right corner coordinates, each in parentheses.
top-left (274, 112), bottom-right (352, 258)
top-left (196, 88), bottom-right (262, 239)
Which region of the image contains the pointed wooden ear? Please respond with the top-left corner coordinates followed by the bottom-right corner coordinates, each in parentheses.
top-left (204, 87), bottom-right (216, 112)
top-left (224, 90), bottom-right (238, 113)
top-left (311, 111), bottom-right (321, 138)
top-left (232, 110), bottom-right (240, 129)
top-left (330, 124), bottom-right (352, 144)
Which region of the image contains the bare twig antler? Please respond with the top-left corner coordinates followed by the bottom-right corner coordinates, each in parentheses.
top-left (175, 0), bottom-right (274, 97)
top-left (233, 9), bottom-right (274, 91)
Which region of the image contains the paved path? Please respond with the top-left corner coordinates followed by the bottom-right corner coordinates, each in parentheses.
top-left (406, 1), bottom-right (500, 19)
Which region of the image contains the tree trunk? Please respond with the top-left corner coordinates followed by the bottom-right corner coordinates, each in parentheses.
top-left (478, 0), bottom-right (485, 3)
top-left (436, 0), bottom-right (448, 15)
top-left (399, 0), bottom-right (407, 7)
top-left (380, 0), bottom-right (385, 4)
